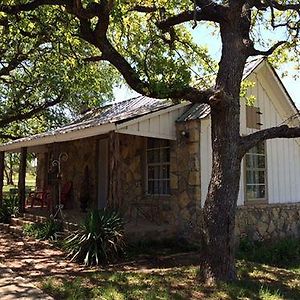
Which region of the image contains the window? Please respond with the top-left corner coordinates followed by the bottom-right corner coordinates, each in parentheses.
top-left (245, 142), bottom-right (267, 202)
top-left (146, 138), bottom-right (170, 195)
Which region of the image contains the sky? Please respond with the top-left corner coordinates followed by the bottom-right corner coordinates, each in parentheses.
top-left (114, 23), bottom-right (299, 107)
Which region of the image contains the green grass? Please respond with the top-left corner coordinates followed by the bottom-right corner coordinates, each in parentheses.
top-left (39, 256), bottom-right (300, 300)
top-left (3, 173), bottom-right (36, 195)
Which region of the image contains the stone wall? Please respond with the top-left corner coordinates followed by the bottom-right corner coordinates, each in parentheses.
top-left (235, 203), bottom-right (300, 241)
top-left (47, 137), bottom-right (98, 212)
top-left (171, 120), bottom-right (202, 236)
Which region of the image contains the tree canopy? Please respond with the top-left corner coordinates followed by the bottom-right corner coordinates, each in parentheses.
top-left (0, 5), bottom-right (119, 139)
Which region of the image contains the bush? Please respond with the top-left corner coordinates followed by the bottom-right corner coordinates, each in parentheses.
top-left (237, 237), bottom-right (300, 266)
top-left (64, 209), bottom-right (125, 266)
top-left (23, 218), bottom-right (64, 241)
top-left (0, 195), bottom-right (19, 223)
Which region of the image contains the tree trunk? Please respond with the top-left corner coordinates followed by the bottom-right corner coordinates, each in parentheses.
top-left (199, 18), bottom-right (248, 284)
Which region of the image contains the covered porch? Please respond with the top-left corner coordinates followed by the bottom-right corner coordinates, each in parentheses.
top-left (0, 98), bottom-right (194, 240)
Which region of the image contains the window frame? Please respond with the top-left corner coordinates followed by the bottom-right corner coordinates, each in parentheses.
top-left (145, 139), bottom-right (171, 196)
top-left (244, 141), bottom-right (268, 204)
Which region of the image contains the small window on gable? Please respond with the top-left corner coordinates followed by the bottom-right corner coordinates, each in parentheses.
top-left (245, 142), bottom-right (267, 202)
top-left (146, 138), bottom-right (170, 195)
top-left (246, 106), bottom-right (262, 129)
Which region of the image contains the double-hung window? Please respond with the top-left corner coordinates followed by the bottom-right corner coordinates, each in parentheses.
top-left (245, 142), bottom-right (267, 202)
top-left (146, 138), bottom-right (170, 195)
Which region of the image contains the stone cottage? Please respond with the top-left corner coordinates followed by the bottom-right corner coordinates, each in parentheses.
top-left (0, 57), bottom-right (300, 241)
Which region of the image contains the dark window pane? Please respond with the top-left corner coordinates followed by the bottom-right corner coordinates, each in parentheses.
top-left (258, 185), bottom-right (265, 198)
top-left (257, 142), bottom-right (265, 154)
top-left (258, 171), bottom-right (265, 184)
top-left (147, 149), bottom-right (160, 163)
top-left (258, 155), bottom-right (265, 168)
top-left (162, 165), bottom-right (170, 179)
top-left (161, 148), bottom-right (170, 163)
top-left (153, 180), bottom-right (160, 194)
top-left (148, 180), bottom-right (154, 194)
top-left (246, 170), bottom-right (255, 184)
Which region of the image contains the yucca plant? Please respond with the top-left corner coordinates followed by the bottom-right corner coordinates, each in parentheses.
top-left (64, 209), bottom-right (125, 266)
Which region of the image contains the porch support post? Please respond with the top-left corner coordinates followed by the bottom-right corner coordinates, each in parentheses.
top-left (0, 151), bottom-right (4, 207)
top-left (18, 147), bottom-right (27, 213)
top-left (108, 132), bottom-right (121, 210)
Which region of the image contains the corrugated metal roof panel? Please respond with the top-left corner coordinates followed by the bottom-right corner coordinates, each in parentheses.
top-left (76, 96), bottom-right (174, 126)
top-left (243, 56), bottom-right (265, 79)
top-left (176, 103), bottom-right (210, 122)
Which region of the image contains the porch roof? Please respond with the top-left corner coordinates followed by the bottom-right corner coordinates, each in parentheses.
top-left (0, 97), bottom-right (190, 152)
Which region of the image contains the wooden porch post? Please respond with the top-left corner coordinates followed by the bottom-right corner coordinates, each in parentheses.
top-left (108, 132), bottom-right (121, 210)
top-left (18, 147), bottom-right (27, 213)
top-left (0, 151), bottom-right (4, 207)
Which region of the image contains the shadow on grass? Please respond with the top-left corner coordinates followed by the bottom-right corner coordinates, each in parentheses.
top-left (41, 259), bottom-right (300, 300)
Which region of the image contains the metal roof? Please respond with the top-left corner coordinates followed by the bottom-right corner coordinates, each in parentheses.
top-left (243, 56), bottom-right (265, 79)
top-left (0, 96), bottom-right (176, 151)
top-left (176, 103), bottom-right (210, 122)
top-left (76, 96), bottom-right (174, 125)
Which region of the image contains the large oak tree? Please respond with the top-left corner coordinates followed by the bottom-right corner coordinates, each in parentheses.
top-left (1, 0), bottom-right (300, 283)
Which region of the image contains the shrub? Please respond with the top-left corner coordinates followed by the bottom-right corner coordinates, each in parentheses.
top-left (23, 218), bottom-right (64, 241)
top-left (0, 195), bottom-right (19, 224)
top-left (0, 205), bottom-right (12, 224)
top-left (237, 237), bottom-right (300, 266)
top-left (64, 209), bottom-right (125, 266)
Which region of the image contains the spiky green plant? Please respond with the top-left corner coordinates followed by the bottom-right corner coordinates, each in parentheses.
top-left (23, 218), bottom-right (64, 241)
top-left (64, 209), bottom-right (125, 266)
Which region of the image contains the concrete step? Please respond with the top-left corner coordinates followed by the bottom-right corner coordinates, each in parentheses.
top-left (11, 217), bottom-right (34, 227)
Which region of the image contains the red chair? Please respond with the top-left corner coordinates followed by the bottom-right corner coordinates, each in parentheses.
top-left (26, 186), bottom-right (51, 208)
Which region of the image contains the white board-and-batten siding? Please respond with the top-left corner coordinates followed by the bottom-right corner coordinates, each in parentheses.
top-left (200, 64), bottom-right (300, 207)
top-left (116, 105), bottom-right (187, 140)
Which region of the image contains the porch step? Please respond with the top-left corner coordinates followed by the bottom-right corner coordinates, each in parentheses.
top-left (11, 217), bottom-right (35, 227)
top-left (22, 213), bottom-right (47, 223)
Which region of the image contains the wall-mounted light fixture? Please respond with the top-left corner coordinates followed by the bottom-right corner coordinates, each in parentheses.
top-left (180, 130), bottom-right (190, 139)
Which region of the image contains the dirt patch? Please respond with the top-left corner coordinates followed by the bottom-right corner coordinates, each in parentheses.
top-left (0, 230), bottom-right (199, 285)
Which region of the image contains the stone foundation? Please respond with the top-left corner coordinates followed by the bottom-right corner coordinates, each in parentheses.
top-left (235, 203), bottom-right (300, 241)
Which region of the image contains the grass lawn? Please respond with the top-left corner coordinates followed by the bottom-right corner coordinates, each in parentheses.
top-left (40, 256), bottom-right (300, 300)
top-left (3, 173), bottom-right (36, 194)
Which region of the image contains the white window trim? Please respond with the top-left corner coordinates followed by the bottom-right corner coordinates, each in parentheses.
top-left (146, 141), bottom-right (171, 196)
top-left (244, 142), bottom-right (268, 203)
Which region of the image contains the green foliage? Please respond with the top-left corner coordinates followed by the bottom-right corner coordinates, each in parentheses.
top-left (0, 7), bottom-right (120, 140)
top-left (0, 195), bottom-right (19, 223)
top-left (238, 237), bottom-right (300, 267)
top-left (64, 209), bottom-right (125, 266)
top-left (23, 218), bottom-right (64, 241)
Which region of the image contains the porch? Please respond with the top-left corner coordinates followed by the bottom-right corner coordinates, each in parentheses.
top-left (0, 98), bottom-right (202, 241)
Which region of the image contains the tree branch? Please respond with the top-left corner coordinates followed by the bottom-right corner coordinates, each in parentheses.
top-left (248, 40), bottom-right (286, 56)
top-left (240, 124), bottom-right (300, 154)
top-left (130, 5), bottom-right (157, 13)
top-left (157, 3), bottom-right (225, 30)
top-left (0, 92), bottom-right (65, 127)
